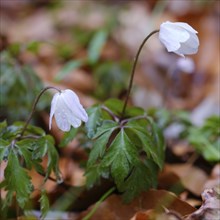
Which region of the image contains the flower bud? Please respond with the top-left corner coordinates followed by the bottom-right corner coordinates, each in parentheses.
top-left (49, 89), bottom-right (88, 132)
top-left (159, 21), bottom-right (199, 57)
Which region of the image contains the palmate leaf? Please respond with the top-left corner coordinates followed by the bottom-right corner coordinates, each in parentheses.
top-left (86, 105), bottom-right (102, 138)
top-left (2, 150), bottom-right (33, 208)
top-left (85, 102), bottom-right (165, 202)
top-left (101, 129), bottom-right (139, 186)
top-left (59, 127), bottom-right (78, 147)
top-left (0, 139), bottom-right (10, 162)
top-left (125, 118), bottom-right (165, 169)
top-left (16, 139), bottom-right (44, 174)
top-left (119, 160), bottom-right (158, 202)
top-left (86, 120), bottom-right (118, 185)
top-left (37, 135), bottom-right (61, 181)
top-left (39, 189), bottom-right (50, 219)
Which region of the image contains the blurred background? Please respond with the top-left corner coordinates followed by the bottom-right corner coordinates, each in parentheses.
top-left (1, 0), bottom-right (219, 124)
top-left (0, 0), bottom-right (219, 218)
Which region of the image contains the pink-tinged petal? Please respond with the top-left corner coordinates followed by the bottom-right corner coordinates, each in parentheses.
top-left (49, 93), bottom-right (59, 130)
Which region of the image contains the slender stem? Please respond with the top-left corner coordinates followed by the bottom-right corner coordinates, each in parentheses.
top-left (19, 86), bottom-right (61, 137)
top-left (101, 105), bottom-right (119, 122)
top-left (83, 187), bottom-right (116, 220)
top-left (121, 30), bottom-right (159, 118)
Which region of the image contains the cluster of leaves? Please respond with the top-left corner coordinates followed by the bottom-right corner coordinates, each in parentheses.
top-left (150, 109), bottom-right (220, 162)
top-left (0, 121), bottom-right (60, 218)
top-left (0, 50), bottom-right (50, 123)
top-left (82, 99), bottom-right (165, 202)
top-left (187, 116), bottom-right (220, 162)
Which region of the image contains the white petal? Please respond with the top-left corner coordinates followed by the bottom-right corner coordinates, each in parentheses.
top-left (159, 23), bottom-right (190, 53)
top-left (175, 22), bottom-right (198, 34)
top-left (159, 30), bottom-right (181, 52)
top-left (159, 21), bottom-right (199, 57)
top-left (49, 93), bottom-right (59, 130)
top-left (176, 34), bottom-right (199, 55)
top-left (54, 97), bottom-right (71, 131)
top-left (162, 23), bottom-right (190, 43)
top-left (62, 90), bottom-right (88, 122)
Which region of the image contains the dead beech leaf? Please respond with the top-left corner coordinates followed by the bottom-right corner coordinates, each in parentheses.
top-left (158, 171), bottom-right (182, 191)
top-left (164, 164), bottom-right (208, 196)
top-left (78, 189), bottom-right (196, 220)
top-left (131, 209), bottom-right (184, 220)
top-left (185, 187), bottom-right (220, 220)
top-left (203, 164), bottom-right (220, 190)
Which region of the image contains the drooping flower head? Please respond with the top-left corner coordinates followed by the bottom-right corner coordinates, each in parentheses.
top-left (159, 21), bottom-right (199, 57)
top-left (49, 89), bottom-right (88, 132)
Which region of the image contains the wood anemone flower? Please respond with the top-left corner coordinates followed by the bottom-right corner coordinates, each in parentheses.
top-left (159, 21), bottom-right (199, 57)
top-left (49, 89), bottom-right (88, 132)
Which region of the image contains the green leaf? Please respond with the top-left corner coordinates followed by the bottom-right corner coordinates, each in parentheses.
top-left (125, 117), bottom-right (165, 170)
top-left (104, 98), bottom-right (124, 116)
top-left (32, 135), bottom-right (61, 180)
top-left (0, 120), bottom-right (7, 134)
top-left (87, 121), bottom-right (118, 166)
top-left (17, 139), bottom-right (34, 169)
top-left (93, 120), bottom-right (118, 139)
top-left (3, 150), bottom-right (33, 208)
top-left (93, 61), bottom-right (130, 100)
top-left (86, 106), bottom-right (102, 139)
top-left (0, 139), bottom-right (10, 162)
top-left (44, 135), bottom-right (61, 181)
top-left (85, 165), bottom-right (100, 189)
top-left (39, 189), bottom-right (50, 219)
top-left (59, 127), bottom-right (78, 147)
top-left (101, 129), bottom-right (138, 187)
top-left (188, 128), bottom-right (220, 162)
top-left (54, 60), bottom-right (84, 81)
top-left (120, 160), bottom-right (158, 202)
top-left (88, 30), bottom-right (108, 64)
top-left (26, 41), bottom-right (41, 53)
top-left (147, 117), bottom-right (165, 169)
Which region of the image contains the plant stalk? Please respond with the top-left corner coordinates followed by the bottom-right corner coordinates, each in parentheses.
top-left (19, 86), bottom-right (61, 137)
top-left (120, 30), bottom-right (159, 118)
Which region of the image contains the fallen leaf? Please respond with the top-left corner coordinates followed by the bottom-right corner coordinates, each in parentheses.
top-left (185, 187), bottom-right (220, 220)
top-left (78, 189), bottom-right (196, 220)
top-left (164, 164), bottom-right (208, 196)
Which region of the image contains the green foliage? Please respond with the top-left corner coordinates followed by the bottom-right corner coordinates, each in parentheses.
top-left (86, 105), bottom-right (102, 138)
top-left (120, 160), bottom-right (158, 202)
top-left (0, 121), bottom-right (60, 215)
top-left (39, 190), bottom-right (50, 219)
top-left (93, 61), bottom-right (130, 100)
top-left (54, 60), bottom-right (84, 81)
top-left (0, 51), bottom-right (50, 123)
top-left (2, 151), bottom-right (33, 209)
top-left (187, 116), bottom-right (220, 162)
top-left (150, 109), bottom-right (220, 162)
top-left (85, 99), bottom-right (165, 202)
top-left (59, 127), bottom-right (78, 147)
top-left (88, 29), bottom-right (108, 64)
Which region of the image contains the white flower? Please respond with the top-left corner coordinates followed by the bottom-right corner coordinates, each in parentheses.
top-left (159, 21), bottom-right (199, 57)
top-left (49, 89), bottom-right (88, 132)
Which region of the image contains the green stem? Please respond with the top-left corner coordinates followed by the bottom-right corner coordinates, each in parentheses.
top-left (19, 86), bottom-right (61, 137)
top-left (82, 187), bottom-right (116, 220)
top-left (120, 30), bottom-right (159, 119)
